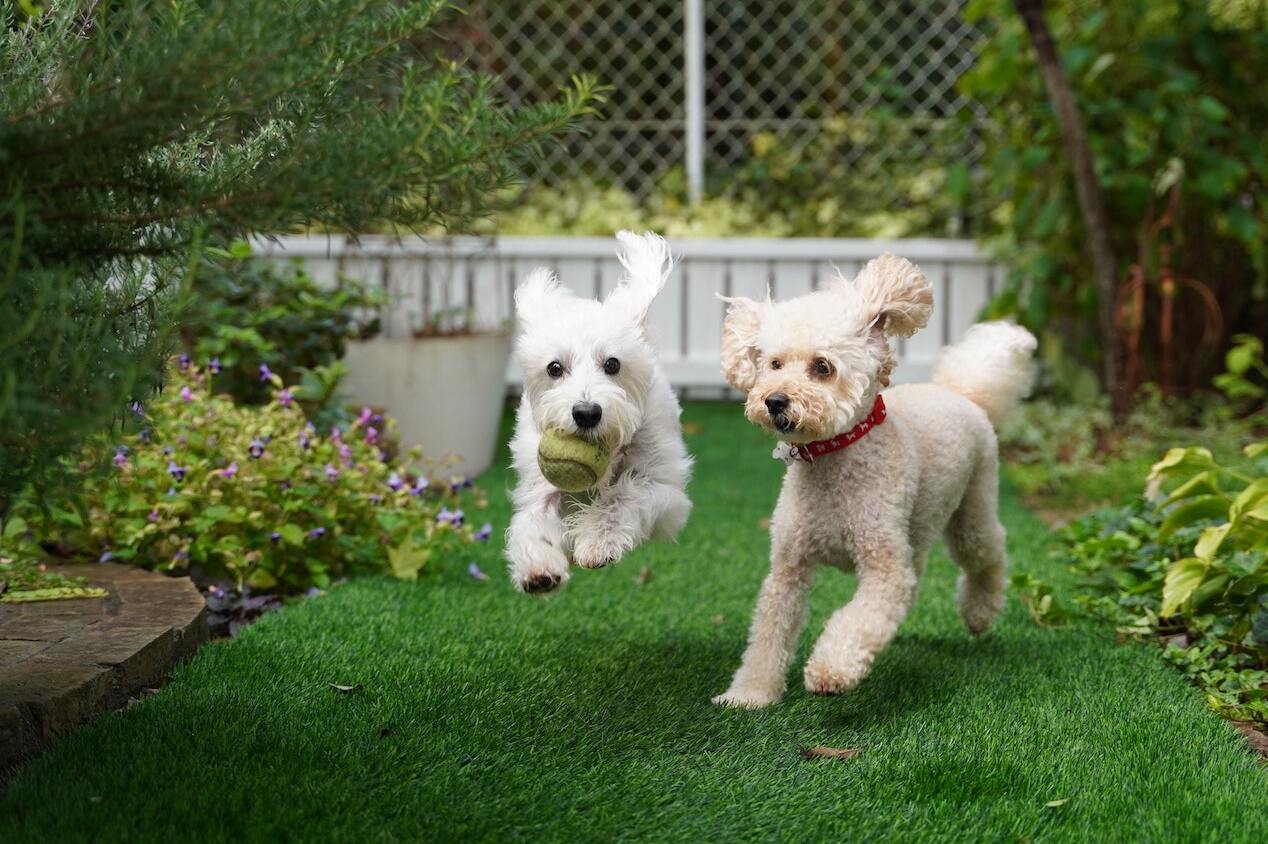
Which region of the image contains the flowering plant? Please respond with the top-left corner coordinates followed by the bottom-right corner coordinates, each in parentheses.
top-left (22, 362), bottom-right (490, 591)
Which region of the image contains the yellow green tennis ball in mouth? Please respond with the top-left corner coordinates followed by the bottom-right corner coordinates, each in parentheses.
top-left (537, 427), bottom-right (611, 492)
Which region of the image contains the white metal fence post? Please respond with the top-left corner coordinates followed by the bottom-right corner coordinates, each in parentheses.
top-left (684, 0), bottom-right (705, 203)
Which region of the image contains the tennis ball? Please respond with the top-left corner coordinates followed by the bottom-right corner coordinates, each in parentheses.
top-left (537, 427), bottom-right (611, 492)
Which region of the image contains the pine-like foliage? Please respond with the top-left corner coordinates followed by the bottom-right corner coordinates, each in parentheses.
top-left (0, 1), bottom-right (599, 513)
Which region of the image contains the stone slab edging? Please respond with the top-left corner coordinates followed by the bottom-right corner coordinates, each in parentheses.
top-left (0, 563), bottom-right (208, 772)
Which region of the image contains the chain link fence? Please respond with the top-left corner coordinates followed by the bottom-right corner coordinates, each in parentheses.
top-left (444, 1), bottom-right (988, 232)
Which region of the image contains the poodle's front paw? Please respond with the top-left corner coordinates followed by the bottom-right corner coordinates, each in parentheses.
top-left (711, 682), bottom-right (783, 709)
top-left (571, 531), bottom-right (631, 571)
top-left (803, 653), bottom-right (872, 696)
top-left (508, 536), bottom-right (571, 595)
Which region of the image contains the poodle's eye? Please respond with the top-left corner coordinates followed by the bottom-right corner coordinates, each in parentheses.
top-left (770, 359), bottom-right (783, 370)
top-left (603, 357), bottom-right (621, 376)
top-left (812, 358), bottom-right (833, 377)
top-left (546, 361), bottom-right (564, 378)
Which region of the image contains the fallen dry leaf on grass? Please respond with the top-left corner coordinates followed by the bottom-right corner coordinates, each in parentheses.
top-left (682, 421), bottom-right (704, 435)
top-left (634, 566), bottom-right (654, 585)
top-left (757, 518), bottom-right (771, 531)
top-left (710, 613), bottom-right (725, 625)
top-left (799, 746), bottom-right (861, 760)
top-left (329, 683), bottom-right (363, 694)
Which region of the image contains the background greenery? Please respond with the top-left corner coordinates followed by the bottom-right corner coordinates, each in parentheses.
top-left (0, 0), bottom-right (596, 516)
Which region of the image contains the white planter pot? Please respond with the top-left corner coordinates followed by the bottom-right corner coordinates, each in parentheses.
top-left (341, 333), bottom-right (512, 477)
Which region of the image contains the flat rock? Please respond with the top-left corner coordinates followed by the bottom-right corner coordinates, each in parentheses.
top-left (0, 563), bottom-right (207, 772)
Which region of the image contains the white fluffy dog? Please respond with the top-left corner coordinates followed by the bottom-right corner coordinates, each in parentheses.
top-left (505, 232), bottom-right (693, 594)
top-left (713, 254), bottom-right (1036, 707)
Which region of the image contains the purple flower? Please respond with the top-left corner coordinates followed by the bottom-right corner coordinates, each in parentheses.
top-left (173, 549), bottom-right (188, 564)
top-left (99, 551), bottom-right (113, 563)
top-left (409, 477), bottom-right (429, 496)
top-left (308, 527), bottom-right (327, 539)
top-left (387, 471), bottom-right (404, 492)
top-left (178, 385), bottom-right (194, 403)
top-left (437, 508), bottom-right (464, 526)
top-left (356, 407), bottom-right (373, 427)
top-left (468, 562), bottom-right (489, 581)
top-left (451, 508), bottom-right (464, 526)
top-left (178, 353), bottom-right (191, 370)
top-left (299, 432), bottom-right (311, 450)
top-left (164, 445), bottom-right (174, 456)
top-left (475, 522), bottom-right (493, 542)
top-left (178, 435), bottom-right (188, 446)
top-left (209, 357), bottom-right (222, 374)
top-left (139, 427), bottom-right (152, 444)
top-left (219, 461), bottom-right (238, 479)
top-left (259, 363), bottom-right (273, 381)
top-left (371, 413), bottom-right (384, 427)
top-left (248, 438), bottom-right (265, 459)
top-left (113, 447), bottom-right (128, 469)
top-left (324, 463), bottom-right (339, 482)
top-left (338, 442), bottom-right (352, 464)
top-left (279, 479), bottom-right (292, 491)
top-left (148, 508), bottom-right (159, 522)
top-left (130, 400), bottom-right (145, 417)
top-left (368, 493), bottom-right (382, 505)
top-left (277, 389), bottom-right (293, 408)
top-left (166, 486), bottom-right (177, 497)
top-left (167, 460), bottom-right (187, 481)
top-left (270, 531), bottom-right (281, 543)
top-left (364, 426), bottom-right (378, 445)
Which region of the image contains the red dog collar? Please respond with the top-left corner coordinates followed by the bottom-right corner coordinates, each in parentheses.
top-left (792, 394), bottom-right (887, 462)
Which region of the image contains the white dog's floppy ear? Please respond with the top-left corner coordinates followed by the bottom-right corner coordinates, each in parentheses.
top-left (515, 267), bottom-right (572, 329)
top-left (606, 230), bottom-right (673, 322)
top-left (719, 295), bottom-right (766, 392)
top-left (853, 253), bottom-right (933, 337)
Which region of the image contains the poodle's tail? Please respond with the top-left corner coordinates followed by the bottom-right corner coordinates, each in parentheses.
top-left (932, 321), bottom-right (1037, 428)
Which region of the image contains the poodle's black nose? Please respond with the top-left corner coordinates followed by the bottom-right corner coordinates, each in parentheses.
top-left (764, 393), bottom-right (790, 416)
top-left (571, 401), bottom-right (602, 429)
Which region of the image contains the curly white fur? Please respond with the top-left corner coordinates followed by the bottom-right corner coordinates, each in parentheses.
top-left (505, 232), bottom-right (693, 594)
top-left (714, 255), bottom-right (1036, 707)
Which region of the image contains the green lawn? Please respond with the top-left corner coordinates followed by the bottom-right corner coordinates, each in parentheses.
top-left (2, 403), bottom-right (1265, 842)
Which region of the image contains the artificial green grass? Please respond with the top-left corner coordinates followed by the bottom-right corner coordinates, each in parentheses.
top-left (2, 403), bottom-right (1265, 842)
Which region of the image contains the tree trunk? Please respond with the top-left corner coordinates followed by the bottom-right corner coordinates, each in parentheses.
top-left (1012, 0), bottom-right (1125, 412)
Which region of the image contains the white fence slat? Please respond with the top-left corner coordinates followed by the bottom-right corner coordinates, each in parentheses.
top-left (252, 235), bottom-right (999, 397)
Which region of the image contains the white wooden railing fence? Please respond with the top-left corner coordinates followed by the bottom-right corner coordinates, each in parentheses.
top-left (253, 236), bottom-right (1003, 398)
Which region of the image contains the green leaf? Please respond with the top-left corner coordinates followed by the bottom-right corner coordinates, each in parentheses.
top-left (1246, 443), bottom-right (1268, 459)
top-left (1161, 558), bottom-right (1208, 616)
top-left (2, 516), bottom-right (28, 540)
top-left (279, 524), bottom-right (305, 546)
top-left (1194, 523), bottom-right (1232, 561)
top-left (1159, 496), bottom-right (1230, 538)
top-left (1162, 471), bottom-right (1224, 506)
top-left (1230, 479), bottom-right (1268, 522)
top-left (388, 535), bottom-right (430, 582)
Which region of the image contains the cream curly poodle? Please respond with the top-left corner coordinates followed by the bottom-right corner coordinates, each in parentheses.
top-left (713, 254), bottom-right (1036, 708)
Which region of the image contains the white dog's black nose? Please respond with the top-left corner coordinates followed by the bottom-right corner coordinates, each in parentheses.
top-left (764, 393), bottom-right (790, 416)
top-left (572, 401), bottom-right (602, 429)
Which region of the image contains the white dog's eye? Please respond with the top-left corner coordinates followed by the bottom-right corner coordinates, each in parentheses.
top-left (546, 361), bottom-right (564, 378)
top-left (603, 357), bottom-right (621, 376)
top-left (770, 359), bottom-right (783, 370)
top-left (812, 358), bottom-right (832, 377)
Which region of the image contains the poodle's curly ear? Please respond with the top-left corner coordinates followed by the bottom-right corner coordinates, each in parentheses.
top-left (514, 267), bottom-right (573, 330)
top-left (719, 295), bottom-right (767, 392)
top-left (606, 230), bottom-right (674, 323)
top-left (854, 253), bottom-right (933, 338)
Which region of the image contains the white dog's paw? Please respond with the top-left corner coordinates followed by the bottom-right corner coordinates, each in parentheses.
top-left (571, 530), bottom-right (632, 570)
top-left (803, 652), bottom-right (873, 696)
top-left (508, 538), bottom-right (571, 595)
top-left (711, 683), bottom-right (783, 709)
